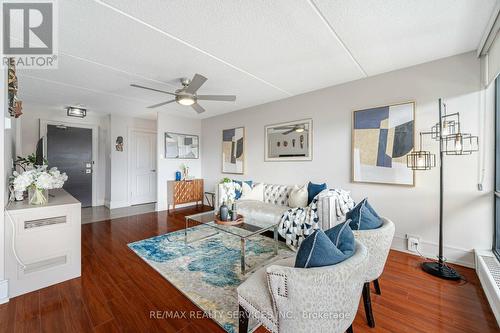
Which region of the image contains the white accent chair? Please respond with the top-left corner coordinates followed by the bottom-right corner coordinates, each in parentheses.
top-left (352, 217), bottom-right (395, 328)
top-left (237, 240), bottom-right (368, 333)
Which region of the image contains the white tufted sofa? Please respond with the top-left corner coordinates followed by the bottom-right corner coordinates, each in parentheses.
top-left (215, 183), bottom-right (342, 229)
top-left (237, 240), bottom-right (368, 333)
top-left (352, 218), bottom-right (395, 328)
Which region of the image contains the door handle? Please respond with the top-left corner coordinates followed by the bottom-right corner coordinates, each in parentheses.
top-left (151, 170), bottom-right (156, 172)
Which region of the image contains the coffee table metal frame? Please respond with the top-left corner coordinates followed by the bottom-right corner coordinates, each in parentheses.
top-left (184, 211), bottom-right (279, 274)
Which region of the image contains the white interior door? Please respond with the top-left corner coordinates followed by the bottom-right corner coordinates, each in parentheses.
top-left (130, 130), bottom-right (157, 205)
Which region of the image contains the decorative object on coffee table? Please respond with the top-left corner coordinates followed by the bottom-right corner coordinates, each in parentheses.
top-left (215, 213), bottom-right (244, 225)
top-left (352, 101), bottom-right (415, 185)
top-left (265, 119), bottom-right (312, 161)
top-left (219, 203), bottom-right (229, 221)
top-left (406, 99), bottom-right (478, 281)
top-left (222, 127), bottom-right (245, 174)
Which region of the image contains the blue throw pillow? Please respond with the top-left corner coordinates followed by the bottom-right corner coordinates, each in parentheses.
top-left (307, 182), bottom-right (327, 205)
top-left (233, 180), bottom-right (253, 200)
top-left (324, 221), bottom-right (355, 258)
top-left (295, 229), bottom-right (351, 268)
top-left (347, 198), bottom-right (382, 230)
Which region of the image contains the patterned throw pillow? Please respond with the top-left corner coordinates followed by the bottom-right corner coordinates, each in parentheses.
top-left (347, 198), bottom-right (382, 230)
top-left (295, 225), bottom-right (354, 268)
top-left (233, 180), bottom-right (253, 200)
top-left (307, 182), bottom-right (327, 205)
top-left (239, 183), bottom-right (264, 201)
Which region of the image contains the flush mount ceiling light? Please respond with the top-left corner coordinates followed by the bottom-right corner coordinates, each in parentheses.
top-left (66, 106), bottom-right (87, 118)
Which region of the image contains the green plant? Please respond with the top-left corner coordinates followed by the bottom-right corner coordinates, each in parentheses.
top-left (220, 177), bottom-right (232, 184)
top-left (14, 153), bottom-right (47, 171)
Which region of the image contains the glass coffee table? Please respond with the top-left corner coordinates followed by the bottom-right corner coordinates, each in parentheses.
top-left (185, 211), bottom-right (279, 274)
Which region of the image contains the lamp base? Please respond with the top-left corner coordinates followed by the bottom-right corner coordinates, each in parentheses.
top-left (422, 261), bottom-right (462, 280)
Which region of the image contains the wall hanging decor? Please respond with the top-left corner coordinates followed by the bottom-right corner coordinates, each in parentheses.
top-left (352, 102), bottom-right (415, 186)
top-left (222, 127), bottom-right (245, 174)
top-left (115, 136), bottom-right (123, 151)
top-left (265, 119), bottom-right (312, 161)
top-left (8, 58), bottom-right (23, 118)
top-left (165, 132), bottom-right (199, 159)
top-left (406, 98), bottom-right (478, 281)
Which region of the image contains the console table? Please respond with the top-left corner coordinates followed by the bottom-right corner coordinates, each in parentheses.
top-left (167, 179), bottom-right (204, 212)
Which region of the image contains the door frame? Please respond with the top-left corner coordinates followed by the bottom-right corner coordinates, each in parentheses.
top-left (127, 127), bottom-right (157, 206)
top-left (40, 119), bottom-right (99, 207)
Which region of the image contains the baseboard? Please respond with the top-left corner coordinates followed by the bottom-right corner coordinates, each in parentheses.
top-left (475, 250), bottom-right (500, 326)
top-left (391, 234), bottom-right (474, 268)
top-left (104, 200), bottom-right (111, 209)
top-left (108, 200), bottom-right (129, 210)
top-left (0, 280), bottom-right (9, 304)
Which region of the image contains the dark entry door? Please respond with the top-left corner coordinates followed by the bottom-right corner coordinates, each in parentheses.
top-left (47, 125), bottom-right (93, 207)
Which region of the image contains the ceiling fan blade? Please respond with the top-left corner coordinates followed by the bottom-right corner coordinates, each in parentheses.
top-left (192, 103), bottom-right (206, 114)
top-left (184, 74), bottom-right (207, 94)
top-left (147, 100), bottom-right (176, 108)
top-left (282, 128), bottom-right (295, 135)
top-left (130, 84), bottom-right (176, 96)
top-left (197, 95), bottom-right (236, 102)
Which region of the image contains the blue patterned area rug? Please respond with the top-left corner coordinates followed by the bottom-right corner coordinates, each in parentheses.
top-left (128, 225), bottom-right (293, 333)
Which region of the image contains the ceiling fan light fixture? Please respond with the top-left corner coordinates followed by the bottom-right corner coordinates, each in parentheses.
top-left (295, 128), bottom-right (305, 133)
top-left (176, 95), bottom-right (195, 106)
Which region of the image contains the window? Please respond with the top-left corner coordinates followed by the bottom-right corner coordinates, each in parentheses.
top-left (495, 76), bottom-right (500, 260)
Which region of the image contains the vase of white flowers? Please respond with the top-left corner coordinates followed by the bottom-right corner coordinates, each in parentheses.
top-left (12, 166), bottom-right (68, 205)
top-left (28, 187), bottom-right (49, 205)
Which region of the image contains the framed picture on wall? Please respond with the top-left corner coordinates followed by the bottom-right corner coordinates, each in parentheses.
top-left (265, 119), bottom-right (312, 161)
top-left (222, 127), bottom-right (245, 174)
top-left (352, 101), bottom-right (415, 186)
top-left (165, 132), bottom-right (199, 159)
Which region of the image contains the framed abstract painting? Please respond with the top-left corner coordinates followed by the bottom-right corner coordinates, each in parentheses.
top-left (352, 101), bottom-right (415, 186)
top-left (222, 127), bottom-right (245, 174)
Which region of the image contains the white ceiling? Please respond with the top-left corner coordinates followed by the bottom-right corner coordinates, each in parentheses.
top-left (16, 0), bottom-right (497, 120)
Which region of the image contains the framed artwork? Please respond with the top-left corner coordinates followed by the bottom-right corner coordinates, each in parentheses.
top-left (265, 119), bottom-right (312, 161)
top-left (222, 127), bottom-right (245, 174)
top-left (352, 101), bottom-right (415, 186)
top-left (165, 132), bottom-right (199, 159)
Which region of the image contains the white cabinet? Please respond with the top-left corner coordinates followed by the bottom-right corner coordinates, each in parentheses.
top-left (4, 189), bottom-right (81, 298)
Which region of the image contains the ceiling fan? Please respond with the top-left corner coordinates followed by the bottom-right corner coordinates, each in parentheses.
top-left (275, 124), bottom-right (306, 135)
top-left (130, 73), bottom-right (236, 114)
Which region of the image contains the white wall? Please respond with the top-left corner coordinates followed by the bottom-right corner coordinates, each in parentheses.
top-left (1, 67), bottom-right (9, 302)
top-left (202, 52), bottom-right (493, 267)
top-left (156, 113), bottom-right (201, 211)
top-left (109, 114), bottom-right (156, 209)
top-left (19, 106), bottom-right (110, 206)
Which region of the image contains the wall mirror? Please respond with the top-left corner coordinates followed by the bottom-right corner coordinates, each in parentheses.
top-left (165, 132), bottom-right (199, 159)
top-left (265, 119), bottom-right (312, 161)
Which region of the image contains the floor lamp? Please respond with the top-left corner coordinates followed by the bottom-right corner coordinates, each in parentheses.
top-left (406, 98), bottom-right (479, 280)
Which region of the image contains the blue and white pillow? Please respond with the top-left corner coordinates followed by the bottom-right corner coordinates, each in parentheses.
top-left (232, 180), bottom-right (253, 200)
top-left (347, 198), bottom-right (382, 230)
top-left (295, 222), bottom-right (355, 268)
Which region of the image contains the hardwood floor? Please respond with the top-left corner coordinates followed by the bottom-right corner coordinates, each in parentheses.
top-left (0, 206), bottom-right (497, 333)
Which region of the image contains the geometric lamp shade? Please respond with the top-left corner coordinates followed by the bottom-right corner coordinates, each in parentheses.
top-left (407, 150), bottom-right (436, 170)
top-left (443, 133), bottom-right (479, 155)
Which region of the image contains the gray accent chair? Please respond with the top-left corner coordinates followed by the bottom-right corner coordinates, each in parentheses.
top-left (352, 218), bottom-right (395, 328)
top-left (237, 240), bottom-right (368, 333)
